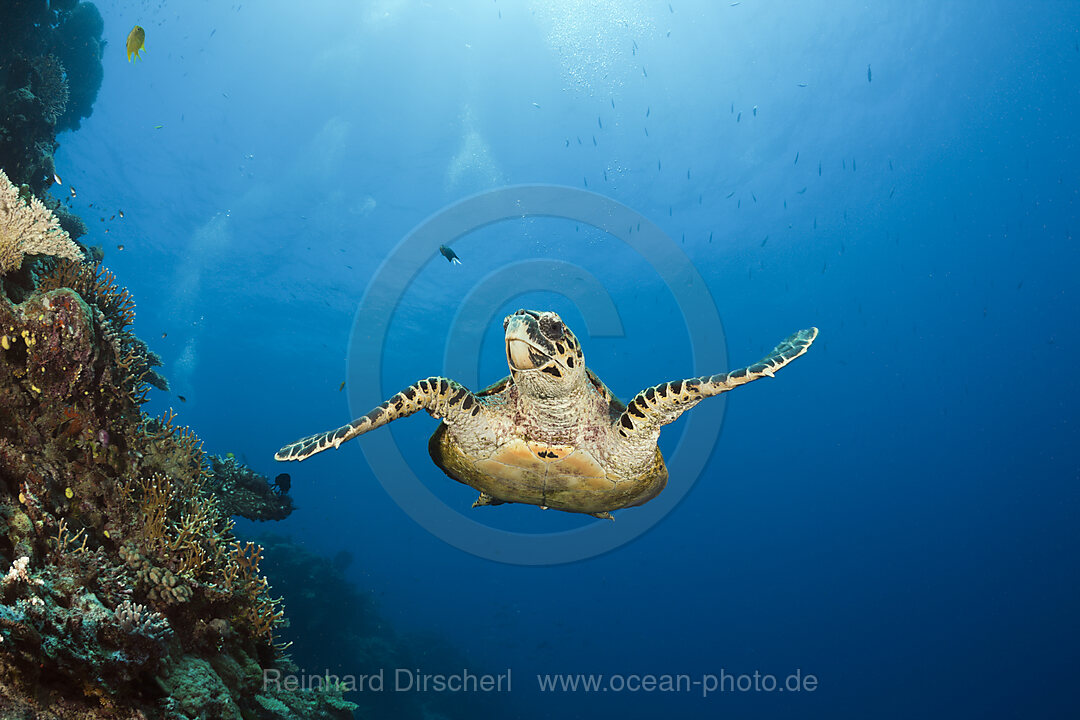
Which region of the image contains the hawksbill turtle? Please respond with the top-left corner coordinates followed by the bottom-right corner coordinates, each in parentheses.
top-left (276, 310), bottom-right (818, 519)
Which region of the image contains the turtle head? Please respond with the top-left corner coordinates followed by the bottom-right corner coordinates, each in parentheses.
top-left (504, 309), bottom-right (585, 397)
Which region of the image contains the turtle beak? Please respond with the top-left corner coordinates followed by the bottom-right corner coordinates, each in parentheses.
top-left (507, 339), bottom-right (539, 370)
top-left (505, 314), bottom-right (549, 371)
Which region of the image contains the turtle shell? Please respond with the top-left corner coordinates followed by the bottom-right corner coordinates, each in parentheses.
top-left (428, 424), bottom-right (667, 515)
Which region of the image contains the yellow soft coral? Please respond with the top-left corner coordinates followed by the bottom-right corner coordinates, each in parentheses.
top-left (0, 168), bottom-right (82, 275)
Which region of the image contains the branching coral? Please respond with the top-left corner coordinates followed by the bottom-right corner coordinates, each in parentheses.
top-left (37, 258), bottom-right (169, 403)
top-left (0, 169), bottom-right (82, 275)
top-left (38, 258), bottom-right (135, 330)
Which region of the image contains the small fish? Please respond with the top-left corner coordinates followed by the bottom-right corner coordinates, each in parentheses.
top-left (438, 245), bottom-right (461, 264)
top-left (751, 192), bottom-right (757, 203)
top-left (642, 67), bottom-right (648, 78)
top-left (126, 25), bottom-right (146, 62)
top-left (583, 176), bottom-right (588, 187)
top-left (117, 244), bottom-right (125, 250)
top-left (737, 199), bottom-right (741, 208)
top-left (730, 1), bottom-right (741, 5)
top-left (889, 159), bottom-right (894, 171)
top-left (686, 169), bottom-right (690, 180)
top-left (783, 200), bottom-right (787, 209)
top-left (565, 139), bottom-right (569, 147)
top-left (603, 170), bottom-right (608, 181)
top-left (118, 209), bottom-right (124, 218)
top-left (646, 106), bottom-right (651, 118)
top-left (154, 124), bottom-right (164, 129)
top-left (644, 127), bottom-right (649, 136)
top-left (222, 92), bottom-right (230, 99)
top-left (813, 217), bottom-right (817, 229)
top-left (797, 82), bottom-right (808, 87)
top-left (161, 332), bottom-right (167, 338)
top-left (109, 215), bottom-right (115, 220)
top-left (818, 161), bottom-right (822, 176)
top-left (794, 151), bottom-right (799, 165)
top-left (53, 173), bottom-right (62, 185)
top-left (69, 186), bottom-right (76, 198)
top-left (709, 231), bottom-right (713, 242)
top-left (737, 111), bottom-right (741, 122)
top-left (226, 452), bottom-right (234, 459)
top-left (730, 102), bottom-right (734, 114)
top-left (532, 102), bottom-right (541, 109)
top-left (761, 236), bottom-right (768, 247)
top-left (669, 3), bottom-right (674, 12)
top-left (210, 28), bottom-right (217, 37)
top-left (339, 381), bottom-right (346, 392)
top-left (598, 116), bottom-right (603, 129)
top-left (658, 159), bottom-right (662, 172)
top-left (889, 187), bottom-right (895, 198)
top-left (611, 99), bottom-right (615, 109)
top-left (178, 395), bottom-right (187, 402)
top-left (867, 64), bottom-right (872, 83)
top-left (797, 187), bottom-right (807, 194)
top-left (726, 191), bottom-right (735, 198)
top-left (752, 105), bottom-right (757, 116)
top-left (852, 158), bottom-right (857, 171)
top-left (592, 135), bottom-right (597, 146)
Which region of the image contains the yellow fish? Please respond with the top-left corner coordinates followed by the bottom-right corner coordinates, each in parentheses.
top-left (126, 26), bottom-right (146, 62)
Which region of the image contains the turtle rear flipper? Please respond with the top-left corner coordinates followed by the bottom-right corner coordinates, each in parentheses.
top-left (275, 376), bottom-right (482, 461)
top-left (614, 327), bottom-right (818, 439)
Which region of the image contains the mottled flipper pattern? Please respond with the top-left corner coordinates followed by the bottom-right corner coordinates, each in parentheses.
top-left (276, 376), bottom-right (481, 461)
top-left (615, 327), bottom-right (819, 438)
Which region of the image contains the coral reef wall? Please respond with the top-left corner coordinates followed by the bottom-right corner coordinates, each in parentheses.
top-left (0, 255), bottom-right (355, 718)
top-left (1, 0), bottom-right (105, 198)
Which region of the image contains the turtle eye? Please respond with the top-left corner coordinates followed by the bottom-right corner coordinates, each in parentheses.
top-left (539, 316), bottom-right (565, 340)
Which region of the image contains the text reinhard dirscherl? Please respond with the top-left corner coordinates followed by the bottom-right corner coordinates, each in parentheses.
top-left (262, 668), bottom-right (512, 693)
top-left (264, 668), bottom-right (818, 697)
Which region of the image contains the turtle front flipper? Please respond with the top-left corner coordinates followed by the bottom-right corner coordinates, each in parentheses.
top-left (275, 376), bottom-right (482, 461)
top-left (614, 328), bottom-right (818, 438)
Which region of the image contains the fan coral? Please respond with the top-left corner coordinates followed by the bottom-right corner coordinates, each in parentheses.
top-left (0, 169), bottom-right (82, 276)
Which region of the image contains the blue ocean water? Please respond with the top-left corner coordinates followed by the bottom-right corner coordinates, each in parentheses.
top-left (54, 0), bottom-right (1079, 717)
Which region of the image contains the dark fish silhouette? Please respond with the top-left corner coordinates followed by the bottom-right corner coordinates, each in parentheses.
top-left (867, 64), bottom-right (872, 83)
top-left (274, 473), bottom-right (291, 494)
top-left (439, 245), bottom-right (461, 264)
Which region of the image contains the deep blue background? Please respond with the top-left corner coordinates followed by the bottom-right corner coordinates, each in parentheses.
top-left (54, 1), bottom-right (1079, 717)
